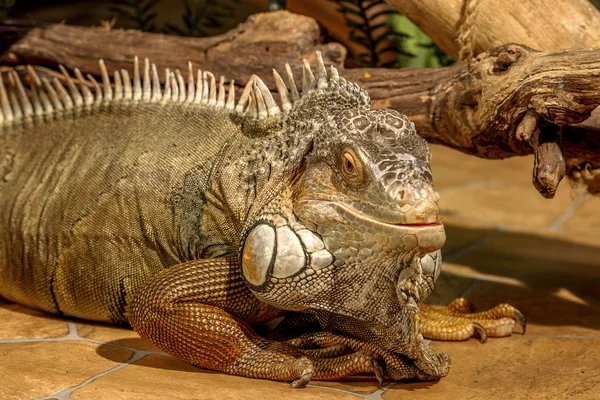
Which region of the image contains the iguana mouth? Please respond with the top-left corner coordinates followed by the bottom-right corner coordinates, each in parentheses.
top-left (393, 221), bottom-right (442, 228)
top-left (299, 199), bottom-right (442, 229)
top-left (298, 199), bottom-right (446, 253)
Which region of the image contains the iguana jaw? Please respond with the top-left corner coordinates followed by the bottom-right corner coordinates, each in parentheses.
top-left (298, 198), bottom-right (445, 254)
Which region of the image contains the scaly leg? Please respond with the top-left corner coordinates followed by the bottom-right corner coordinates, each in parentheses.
top-left (129, 258), bottom-right (383, 387)
top-left (419, 297), bottom-right (526, 342)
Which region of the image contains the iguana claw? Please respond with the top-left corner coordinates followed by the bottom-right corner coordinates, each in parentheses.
top-left (420, 298), bottom-right (527, 341)
top-left (290, 359), bottom-right (313, 388)
top-left (514, 308), bottom-right (527, 335)
top-left (472, 322), bottom-right (488, 343)
top-left (373, 358), bottom-right (385, 386)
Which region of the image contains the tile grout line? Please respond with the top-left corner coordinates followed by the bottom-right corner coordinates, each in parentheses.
top-left (12, 319), bottom-right (164, 400)
top-left (308, 381), bottom-right (396, 400)
top-left (362, 382), bottom-right (397, 400)
top-left (546, 192), bottom-right (587, 231)
top-left (37, 351), bottom-right (151, 400)
top-left (307, 384), bottom-right (381, 399)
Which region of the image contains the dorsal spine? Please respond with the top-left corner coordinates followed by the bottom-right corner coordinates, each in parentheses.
top-left (0, 51), bottom-right (341, 130)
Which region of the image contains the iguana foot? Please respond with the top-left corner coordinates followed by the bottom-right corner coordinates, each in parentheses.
top-left (420, 297), bottom-right (526, 342)
top-left (287, 331), bottom-right (446, 383)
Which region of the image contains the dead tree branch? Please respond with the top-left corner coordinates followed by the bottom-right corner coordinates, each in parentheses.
top-left (384, 0), bottom-right (600, 62)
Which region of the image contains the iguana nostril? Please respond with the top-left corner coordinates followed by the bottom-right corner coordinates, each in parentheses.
top-left (396, 189), bottom-right (409, 206)
top-left (394, 183), bottom-right (438, 207)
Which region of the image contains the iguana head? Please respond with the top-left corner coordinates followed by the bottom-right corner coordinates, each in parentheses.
top-left (239, 53), bottom-right (445, 358)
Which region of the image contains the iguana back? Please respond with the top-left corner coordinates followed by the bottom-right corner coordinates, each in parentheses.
top-left (0, 62), bottom-right (245, 322)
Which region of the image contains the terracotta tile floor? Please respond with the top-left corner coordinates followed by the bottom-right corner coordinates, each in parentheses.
top-left (2, 145), bottom-right (599, 399)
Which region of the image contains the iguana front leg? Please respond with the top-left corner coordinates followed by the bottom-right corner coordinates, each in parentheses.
top-left (129, 258), bottom-right (388, 387)
top-left (420, 298), bottom-right (526, 342)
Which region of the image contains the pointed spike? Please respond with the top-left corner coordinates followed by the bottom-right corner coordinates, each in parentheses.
top-left (9, 70), bottom-right (33, 118)
top-left (27, 76), bottom-right (44, 117)
top-left (86, 73), bottom-right (103, 106)
top-left (272, 68), bottom-right (291, 111)
top-left (7, 85), bottom-right (22, 120)
top-left (175, 69), bottom-right (186, 102)
top-left (201, 72), bottom-right (209, 103)
top-left (302, 59), bottom-right (316, 95)
top-left (0, 73), bottom-right (14, 122)
top-left (247, 85), bottom-right (258, 118)
top-left (59, 65), bottom-right (83, 107)
top-left (73, 68), bottom-right (94, 106)
top-left (170, 71), bottom-right (179, 101)
top-left (133, 56), bottom-right (142, 101)
top-left (26, 65), bottom-right (42, 87)
top-left (315, 51), bottom-right (328, 88)
top-left (151, 63), bottom-right (161, 102)
top-left (205, 72), bottom-right (216, 105)
top-left (236, 75), bottom-right (256, 113)
top-left (284, 63), bottom-right (300, 101)
top-left (255, 77), bottom-right (280, 116)
top-left (253, 81), bottom-right (268, 119)
top-left (26, 66), bottom-right (46, 116)
top-left (226, 79), bottom-right (235, 110)
top-left (142, 58), bottom-right (151, 101)
top-left (186, 62), bottom-right (195, 102)
top-left (52, 77), bottom-right (73, 110)
top-left (98, 59), bottom-right (113, 101)
top-left (121, 69), bottom-right (132, 100)
top-left (38, 89), bottom-right (53, 115)
top-left (194, 69), bottom-right (203, 104)
top-left (329, 65), bottom-right (340, 83)
top-left (113, 70), bottom-right (123, 101)
top-left (41, 77), bottom-right (63, 112)
top-left (216, 76), bottom-right (225, 107)
top-left (163, 68), bottom-right (171, 100)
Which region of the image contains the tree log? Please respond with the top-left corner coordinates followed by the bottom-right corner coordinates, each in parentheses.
top-left (1, 12), bottom-right (599, 195)
top-left (0, 13), bottom-right (347, 90)
top-left (385, 0), bottom-right (600, 62)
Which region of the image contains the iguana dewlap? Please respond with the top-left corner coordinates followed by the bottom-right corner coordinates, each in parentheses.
top-left (0, 53), bottom-right (524, 386)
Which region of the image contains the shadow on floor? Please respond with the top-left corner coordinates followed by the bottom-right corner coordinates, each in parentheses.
top-left (436, 223), bottom-right (600, 332)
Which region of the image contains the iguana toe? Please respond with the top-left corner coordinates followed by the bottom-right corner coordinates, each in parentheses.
top-left (420, 299), bottom-right (527, 341)
top-left (289, 358), bottom-right (313, 388)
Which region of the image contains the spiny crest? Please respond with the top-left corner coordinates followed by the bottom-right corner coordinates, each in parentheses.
top-left (0, 51), bottom-right (367, 128)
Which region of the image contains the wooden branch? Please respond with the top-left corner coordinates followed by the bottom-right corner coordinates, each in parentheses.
top-left (1, 12), bottom-right (600, 195)
top-left (385, 0), bottom-right (600, 61)
top-left (0, 13), bottom-right (347, 90)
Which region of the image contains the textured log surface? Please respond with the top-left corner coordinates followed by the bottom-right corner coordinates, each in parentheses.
top-left (0, 12), bottom-right (347, 90)
top-left (385, 0), bottom-right (600, 62)
top-left (1, 12), bottom-right (599, 195)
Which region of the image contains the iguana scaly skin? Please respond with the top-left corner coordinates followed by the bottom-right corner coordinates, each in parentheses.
top-left (0, 53), bottom-right (525, 386)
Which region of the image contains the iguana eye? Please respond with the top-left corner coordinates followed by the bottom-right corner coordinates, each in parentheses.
top-left (340, 148), bottom-right (365, 187)
top-left (343, 152), bottom-right (356, 175)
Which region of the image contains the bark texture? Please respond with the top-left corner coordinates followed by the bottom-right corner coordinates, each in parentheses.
top-left (0, 13), bottom-right (346, 90)
top-left (1, 11), bottom-right (599, 195)
top-left (385, 0), bottom-right (600, 62)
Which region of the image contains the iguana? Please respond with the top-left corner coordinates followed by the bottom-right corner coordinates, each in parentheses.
top-left (0, 52), bottom-right (525, 387)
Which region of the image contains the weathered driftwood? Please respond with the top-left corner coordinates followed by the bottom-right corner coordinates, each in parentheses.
top-left (0, 13), bottom-right (347, 89)
top-left (1, 12), bottom-right (599, 195)
top-left (385, 0), bottom-right (600, 62)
